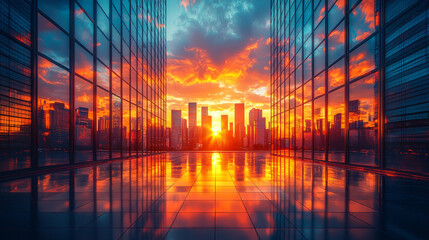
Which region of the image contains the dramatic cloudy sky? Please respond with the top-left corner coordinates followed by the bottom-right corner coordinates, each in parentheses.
top-left (166, 0), bottom-right (270, 130)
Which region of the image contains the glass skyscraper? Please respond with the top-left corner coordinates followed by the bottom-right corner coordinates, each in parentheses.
top-left (270, 0), bottom-right (429, 176)
top-left (0, 0), bottom-right (166, 174)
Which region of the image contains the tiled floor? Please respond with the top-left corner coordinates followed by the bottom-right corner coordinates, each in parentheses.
top-left (0, 152), bottom-right (428, 239)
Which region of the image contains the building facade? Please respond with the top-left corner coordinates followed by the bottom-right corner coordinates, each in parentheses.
top-left (0, 0), bottom-right (166, 174)
top-left (170, 110), bottom-right (181, 150)
top-left (270, 0), bottom-right (429, 176)
top-left (234, 103), bottom-right (245, 147)
top-left (188, 102), bottom-right (197, 148)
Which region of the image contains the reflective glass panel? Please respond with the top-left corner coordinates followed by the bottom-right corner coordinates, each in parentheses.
top-left (75, 3), bottom-right (93, 52)
top-left (112, 95), bottom-right (121, 158)
top-left (75, 44), bottom-right (93, 81)
top-left (97, 61), bottom-right (110, 90)
top-left (97, 87), bottom-right (110, 160)
top-left (39, 0), bottom-right (69, 32)
top-left (74, 76), bottom-right (93, 162)
top-left (328, 21), bottom-right (345, 65)
top-left (314, 97), bottom-right (325, 160)
top-left (328, 58), bottom-right (345, 90)
top-left (314, 72), bottom-right (325, 97)
top-left (349, 36), bottom-right (376, 80)
top-left (349, 74), bottom-right (378, 166)
top-left (328, 88), bottom-right (345, 162)
top-left (349, 0), bottom-right (376, 48)
top-left (37, 56), bottom-right (69, 166)
top-left (303, 102), bottom-right (312, 159)
top-left (314, 42), bottom-right (325, 75)
top-left (38, 13), bottom-right (69, 67)
top-left (123, 101), bottom-right (130, 157)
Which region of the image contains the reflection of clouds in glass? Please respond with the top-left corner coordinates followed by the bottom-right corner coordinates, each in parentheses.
top-left (75, 4), bottom-right (94, 52)
top-left (328, 58), bottom-right (345, 90)
top-left (350, 0), bottom-right (376, 47)
top-left (349, 37), bottom-right (376, 79)
top-left (39, 0), bottom-right (69, 31)
top-left (38, 14), bottom-right (70, 67)
top-left (38, 56), bottom-right (69, 106)
top-left (75, 44), bottom-right (93, 81)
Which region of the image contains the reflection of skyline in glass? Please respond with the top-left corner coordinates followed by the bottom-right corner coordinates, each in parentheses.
top-left (271, 0), bottom-right (429, 173)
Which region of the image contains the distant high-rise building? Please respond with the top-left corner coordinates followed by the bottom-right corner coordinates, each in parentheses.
top-left (188, 102), bottom-right (197, 148)
top-left (171, 110), bottom-right (182, 150)
top-left (201, 106), bottom-right (209, 146)
top-left (182, 119), bottom-right (188, 149)
top-left (248, 108), bottom-right (263, 148)
top-left (221, 115), bottom-right (228, 132)
top-left (234, 103), bottom-right (245, 147)
top-left (221, 115), bottom-right (229, 149)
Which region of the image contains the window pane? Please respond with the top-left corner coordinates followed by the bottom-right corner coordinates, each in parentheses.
top-left (304, 57), bottom-right (312, 82)
top-left (77, 0), bottom-right (93, 19)
top-left (328, 21), bottom-right (345, 65)
top-left (304, 80), bottom-right (312, 102)
top-left (75, 44), bottom-right (93, 81)
top-left (75, 3), bottom-right (93, 52)
top-left (97, 5), bottom-right (109, 36)
top-left (97, 87), bottom-right (110, 160)
top-left (74, 76), bottom-right (93, 162)
top-left (112, 73), bottom-right (121, 96)
top-left (314, 19), bottom-right (325, 49)
top-left (123, 81), bottom-right (130, 101)
top-left (112, 95), bottom-right (121, 158)
top-left (349, 0), bottom-right (376, 48)
top-left (97, 29), bottom-right (109, 65)
top-left (314, 1), bottom-right (325, 27)
top-left (328, 58), bottom-right (345, 90)
top-left (122, 100), bottom-right (130, 157)
top-left (304, 102), bottom-right (312, 159)
top-left (37, 56), bottom-right (69, 166)
top-left (296, 105), bottom-right (303, 158)
top-left (97, 61), bottom-right (110, 90)
top-left (38, 13), bottom-right (69, 67)
top-left (328, 88), bottom-right (345, 162)
top-left (349, 74), bottom-right (378, 166)
top-left (328, 0), bottom-right (345, 32)
top-left (314, 72), bottom-right (325, 97)
top-left (349, 36), bottom-right (376, 80)
top-left (131, 104), bottom-right (137, 156)
top-left (314, 96), bottom-right (325, 160)
top-left (314, 42), bottom-right (325, 75)
top-left (39, 0), bottom-right (69, 32)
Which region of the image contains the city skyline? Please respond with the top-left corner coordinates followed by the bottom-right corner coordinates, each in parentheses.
top-left (165, 0), bottom-right (271, 128)
top-left (168, 102), bottom-right (270, 150)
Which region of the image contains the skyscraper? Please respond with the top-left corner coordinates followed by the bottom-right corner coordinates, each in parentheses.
top-left (171, 110), bottom-right (182, 150)
top-left (234, 103), bottom-right (245, 147)
top-left (221, 115), bottom-right (229, 148)
top-left (182, 118), bottom-right (188, 149)
top-left (188, 102), bottom-right (197, 148)
top-left (270, 0), bottom-right (429, 175)
top-left (0, 0), bottom-right (167, 173)
top-left (248, 108), bottom-right (263, 148)
top-left (201, 106), bottom-right (209, 146)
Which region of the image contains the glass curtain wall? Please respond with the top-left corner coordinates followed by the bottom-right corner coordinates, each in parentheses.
top-left (0, 0), bottom-right (166, 173)
top-left (271, 0), bottom-right (429, 175)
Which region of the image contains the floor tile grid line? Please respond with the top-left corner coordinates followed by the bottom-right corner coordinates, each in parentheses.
top-left (222, 154), bottom-right (262, 240)
top-left (116, 173), bottom-right (177, 239)
top-left (119, 159), bottom-right (191, 240)
top-left (163, 167), bottom-right (204, 240)
top-left (234, 156), bottom-right (307, 239)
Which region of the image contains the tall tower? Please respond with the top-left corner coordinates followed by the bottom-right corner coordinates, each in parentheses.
top-left (188, 102), bottom-right (197, 148)
top-left (234, 103), bottom-right (245, 147)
